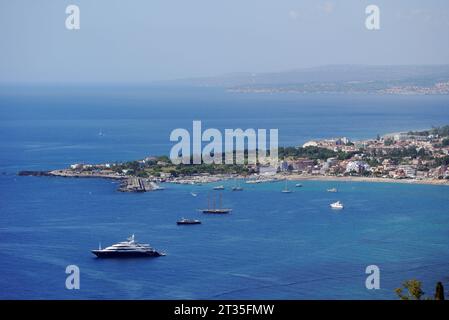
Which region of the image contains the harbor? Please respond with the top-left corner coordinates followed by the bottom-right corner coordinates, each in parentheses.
top-left (16, 125), bottom-right (449, 192)
top-left (118, 178), bottom-right (163, 193)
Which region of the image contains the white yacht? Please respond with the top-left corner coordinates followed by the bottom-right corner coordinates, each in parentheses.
top-left (330, 201), bottom-right (344, 209)
top-left (92, 234), bottom-right (165, 258)
top-left (327, 188), bottom-right (338, 193)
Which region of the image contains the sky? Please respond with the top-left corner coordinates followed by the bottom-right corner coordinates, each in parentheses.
top-left (1, 0), bottom-right (449, 84)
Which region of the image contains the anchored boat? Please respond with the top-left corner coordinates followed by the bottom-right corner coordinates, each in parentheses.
top-left (200, 193), bottom-right (232, 214)
top-left (232, 179), bottom-right (243, 191)
top-left (330, 201), bottom-right (344, 209)
top-left (282, 180), bottom-right (293, 193)
top-left (177, 218), bottom-right (201, 225)
top-left (91, 234), bottom-right (165, 258)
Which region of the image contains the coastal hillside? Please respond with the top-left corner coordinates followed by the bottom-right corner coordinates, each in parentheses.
top-left (164, 65), bottom-right (449, 95)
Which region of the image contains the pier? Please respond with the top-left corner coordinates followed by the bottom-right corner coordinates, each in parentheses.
top-left (119, 178), bottom-right (161, 192)
top-left (18, 170), bottom-right (162, 193)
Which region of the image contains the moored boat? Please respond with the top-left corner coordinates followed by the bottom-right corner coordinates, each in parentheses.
top-left (177, 218), bottom-right (201, 225)
top-left (282, 180), bottom-right (293, 193)
top-left (91, 234), bottom-right (165, 258)
top-left (232, 179), bottom-right (243, 191)
top-left (200, 193), bottom-right (232, 214)
top-left (330, 201), bottom-right (344, 209)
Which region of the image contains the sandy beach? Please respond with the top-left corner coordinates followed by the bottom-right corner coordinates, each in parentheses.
top-left (282, 174), bottom-right (449, 186)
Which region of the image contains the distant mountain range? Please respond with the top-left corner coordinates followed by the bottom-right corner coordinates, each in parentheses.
top-left (164, 65), bottom-right (449, 95)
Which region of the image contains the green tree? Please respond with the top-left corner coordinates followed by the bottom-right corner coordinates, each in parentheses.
top-left (278, 146), bottom-right (337, 160)
top-left (395, 279), bottom-right (425, 300)
top-left (337, 151), bottom-right (355, 160)
top-left (435, 282), bottom-right (445, 300)
top-left (442, 138), bottom-right (449, 147)
top-left (435, 156), bottom-right (449, 166)
top-left (384, 138), bottom-right (394, 146)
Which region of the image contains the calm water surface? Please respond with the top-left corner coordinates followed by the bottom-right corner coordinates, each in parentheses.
top-left (0, 87), bottom-right (448, 299)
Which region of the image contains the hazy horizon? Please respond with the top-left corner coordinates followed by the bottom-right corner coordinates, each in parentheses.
top-left (1, 0), bottom-right (449, 84)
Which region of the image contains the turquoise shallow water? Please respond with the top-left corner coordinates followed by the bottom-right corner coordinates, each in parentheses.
top-left (0, 87), bottom-right (449, 299)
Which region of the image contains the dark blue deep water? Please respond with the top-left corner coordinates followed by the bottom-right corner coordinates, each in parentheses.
top-left (1, 87), bottom-right (449, 299)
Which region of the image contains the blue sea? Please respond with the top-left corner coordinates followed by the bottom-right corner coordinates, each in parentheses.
top-left (1, 86), bottom-right (449, 299)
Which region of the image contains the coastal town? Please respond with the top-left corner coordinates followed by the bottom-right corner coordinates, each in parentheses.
top-left (19, 126), bottom-right (449, 191)
top-left (282, 125), bottom-right (449, 181)
top-left (228, 80), bottom-right (449, 96)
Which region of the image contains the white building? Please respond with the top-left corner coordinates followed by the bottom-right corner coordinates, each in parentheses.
top-left (398, 165), bottom-right (417, 178)
top-left (345, 161), bottom-right (370, 174)
top-left (259, 165), bottom-right (278, 176)
top-left (303, 141), bottom-right (318, 148)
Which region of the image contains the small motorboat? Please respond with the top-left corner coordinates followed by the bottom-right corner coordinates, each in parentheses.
top-left (213, 185), bottom-right (225, 190)
top-left (177, 218), bottom-right (202, 225)
top-left (330, 201), bottom-right (344, 209)
top-left (327, 188), bottom-right (338, 193)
